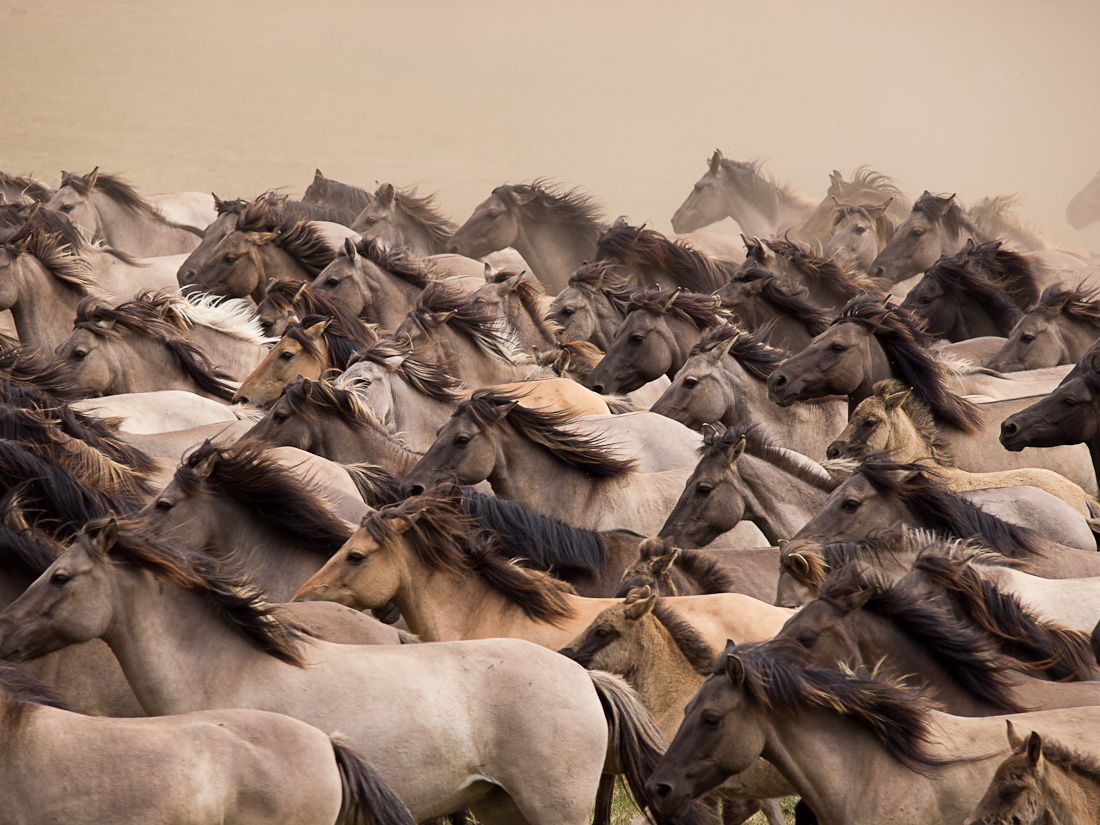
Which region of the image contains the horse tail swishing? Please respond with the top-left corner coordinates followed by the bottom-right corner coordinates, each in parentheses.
top-left (330, 737), bottom-right (419, 825)
top-left (588, 670), bottom-right (712, 825)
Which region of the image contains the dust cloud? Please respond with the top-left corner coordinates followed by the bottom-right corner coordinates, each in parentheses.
top-left (3, 0), bottom-right (1099, 247)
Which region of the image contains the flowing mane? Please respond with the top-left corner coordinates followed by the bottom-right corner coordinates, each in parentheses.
top-left (910, 191), bottom-right (987, 244)
top-left (234, 198), bottom-right (337, 276)
top-left (304, 170), bottom-right (374, 218)
top-left (362, 491), bottom-right (576, 624)
top-left (714, 157), bottom-right (813, 212)
top-left (141, 290), bottom-right (271, 344)
top-left (765, 238), bottom-right (885, 302)
top-left (831, 166), bottom-right (909, 208)
top-left (350, 236), bottom-right (441, 287)
top-left (486, 269), bottom-right (560, 342)
top-left (0, 494), bottom-right (64, 581)
top-left (910, 550), bottom-right (1096, 682)
top-left (595, 218), bottom-right (739, 294)
top-left (173, 441), bottom-right (353, 556)
top-left (344, 337), bottom-right (464, 402)
top-left (701, 422), bottom-right (837, 490)
top-left (1031, 282), bottom-right (1100, 327)
top-left (722, 267), bottom-right (833, 337)
top-left (281, 314), bottom-right (368, 371)
top-left (968, 194), bottom-right (1050, 252)
top-left (925, 239), bottom-right (1037, 315)
top-left (80, 516), bottom-right (311, 666)
top-left (0, 345), bottom-right (85, 401)
top-left (714, 638), bottom-right (944, 771)
top-left (215, 191), bottom-right (352, 226)
top-left (652, 600), bottom-right (718, 674)
top-left (856, 378), bottom-right (957, 466)
top-left (59, 170), bottom-right (204, 236)
top-left (376, 184), bottom-right (457, 251)
top-left (567, 261), bottom-right (638, 315)
top-left (404, 282), bottom-right (525, 363)
top-left (0, 172), bottom-right (54, 203)
top-left (855, 455), bottom-right (1042, 558)
top-left (494, 180), bottom-right (604, 243)
top-left (691, 324), bottom-right (789, 380)
top-left (816, 563), bottom-right (1027, 712)
top-left (0, 217), bottom-right (99, 291)
top-left (74, 297), bottom-right (238, 401)
top-left (459, 488), bottom-right (606, 578)
top-left (260, 281), bottom-right (378, 347)
top-left (831, 202), bottom-right (898, 249)
top-left (456, 387), bottom-right (637, 477)
top-left (834, 295), bottom-right (983, 433)
top-left (626, 286), bottom-right (729, 329)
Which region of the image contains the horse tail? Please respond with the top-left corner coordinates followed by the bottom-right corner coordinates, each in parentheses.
top-left (603, 395), bottom-right (638, 414)
top-left (588, 670), bottom-right (716, 825)
top-left (330, 736), bottom-right (418, 825)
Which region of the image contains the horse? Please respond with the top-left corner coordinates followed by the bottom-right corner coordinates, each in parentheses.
top-left (671, 150), bottom-right (815, 240)
top-left (255, 275), bottom-right (380, 339)
top-left (821, 200), bottom-right (897, 274)
top-left (966, 725), bottom-right (1100, 825)
top-left (559, 590), bottom-right (791, 825)
top-left (446, 180), bottom-right (604, 293)
top-left (764, 237), bottom-right (886, 311)
top-left (234, 314), bottom-right (374, 407)
top-left (0, 171), bottom-right (53, 204)
top-left (183, 197), bottom-right (339, 302)
top-left (351, 182), bottom-right (457, 254)
top-left (793, 455), bottom-right (1100, 578)
top-left (546, 260), bottom-right (637, 350)
top-left (294, 489), bottom-right (792, 650)
top-left (650, 324), bottom-right (847, 460)
top-left (470, 269), bottom-right (559, 354)
top-left (646, 638), bottom-right (1100, 825)
top-left (767, 295), bottom-right (1096, 488)
top-left (899, 240), bottom-right (1040, 341)
top-left (870, 191), bottom-right (990, 283)
top-left (969, 194), bottom-right (1055, 253)
top-left (537, 339), bottom-right (671, 412)
top-left (796, 166), bottom-right (911, 248)
top-left (399, 387), bottom-right (766, 540)
top-left (45, 169), bottom-right (204, 257)
top-left (1067, 168), bottom-right (1100, 230)
top-left (987, 283), bottom-right (1100, 372)
top-left (713, 267), bottom-right (833, 353)
top-left (0, 660), bottom-right (419, 825)
top-left (584, 287), bottom-right (729, 395)
top-left (827, 378), bottom-right (1100, 517)
top-left (0, 514), bottom-right (715, 825)
top-left (659, 423), bottom-right (838, 548)
top-left (302, 169), bottom-right (374, 221)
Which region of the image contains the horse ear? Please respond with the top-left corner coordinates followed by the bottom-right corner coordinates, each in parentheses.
top-left (300, 377), bottom-right (314, 399)
top-left (488, 398), bottom-right (517, 422)
top-left (425, 310), bottom-right (457, 328)
top-left (313, 169), bottom-right (326, 187)
top-left (387, 511), bottom-right (422, 533)
top-left (741, 276), bottom-right (770, 298)
top-left (1026, 731), bottom-right (1043, 766)
top-left (378, 183), bottom-right (396, 206)
top-left (85, 167), bottom-right (100, 189)
top-left (624, 584), bottom-right (653, 605)
top-left (212, 193), bottom-right (223, 209)
top-left (725, 653), bottom-right (745, 686)
top-left (88, 515), bottom-right (119, 553)
top-left (701, 421), bottom-right (727, 442)
top-left (841, 587), bottom-right (874, 612)
top-left (725, 435), bottom-right (747, 465)
top-left (304, 319), bottom-right (329, 341)
top-left (638, 537), bottom-right (663, 560)
top-left (344, 237), bottom-right (360, 261)
top-left (739, 233), bottom-right (752, 250)
top-left (250, 231), bottom-right (279, 246)
top-left (866, 198), bottom-right (892, 219)
top-left (884, 389), bottom-right (910, 410)
top-left (1006, 720), bottom-right (1023, 749)
top-left (501, 272), bottom-right (525, 293)
top-left (709, 149), bottom-right (723, 173)
top-left (192, 449), bottom-right (218, 479)
top-left (939, 194), bottom-right (957, 216)
top-left (483, 262), bottom-right (494, 282)
top-left (625, 590), bottom-right (657, 620)
top-left (788, 552), bottom-right (811, 577)
top-left (651, 547), bottom-right (681, 576)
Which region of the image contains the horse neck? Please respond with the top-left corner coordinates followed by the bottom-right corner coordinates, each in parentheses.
top-left (590, 295), bottom-right (626, 351)
top-left (102, 336), bottom-right (214, 397)
top-left (743, 299), bottom-right (816, 352)
top-left (513, 218), bottom-right (593, 292)
top-left (718, 182), bottom-right (778, 240)
top-left (92, 193), bottom-right (194, 257)
top-left (946, 297), bottom-right (1006, 341)
top-left (506, 295), bottom-right (556, 351)
top-left (7, 258), bottom-right (88, 349)
top-left (320, 417), bottom-right (421, 476)
top-left (396, 212), bottom-right (448, 256)
top-left (624, 625), bottom-right (706, 741)
top-left (255, 245), bottom-right (312, 301)
top-left (434, 328), bottom-right (529, 387)
top-left (185, 325), bottom-right (264, 378)
top-left (1054, 316), bottom-right (1100, 364)
top-left (882, 413), bottom-right (935, 463)
top-left (488, 428), bottom-right (598, 517)
top-left (850, 333), bottom-right (894, 413)
top-left (367, 270), bottom-right (424, 329)
top-left (1036, 763), bottom-right (1100, 822)
top-left (389, 375), bottom-right (456, 452)
top-left (105, 565), bottom-right (286, 715)
top-left (731, 450), bottom-right (832, 544)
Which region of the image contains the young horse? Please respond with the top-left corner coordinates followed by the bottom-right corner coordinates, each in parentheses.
top-left (185, 198), bottom-right (338, 302)
top-left (584, 287), bottom-right (729, 395)
top-left (46, 169), bottom-right (203, 257)
top-left (470, 269), bottom-right (559, 354)
top-left (446, 180), bottom-right (604, 293)
top-left (351, 182), bottom-right (457, 254)
top-left (546, 260), bottom-right (637, 350)
top-left (713, 267), bottom-right (833, 353)
top-left (827, 378), bottom-right (1100, 516)
top-left (967, 725), bottom-right (1100, 825)
top-left (659, 423), bottom-right (838, 547)
top-left (821, 200), bottom-right (897, 274)
top-left (650, 324), bottom-right (847, 459)
top-left (0, 516), bottom-right (698, 825)
top-left (671, 150), bottom-right (814, 240)
top-left (987, 283), bottom-right (1100, 372)
top-left (0, 661), bottom-right (419, 825)
top-left (646, 638), bottom-right (1100, 825)
top-left (294, 490), bottom-right (792, 650)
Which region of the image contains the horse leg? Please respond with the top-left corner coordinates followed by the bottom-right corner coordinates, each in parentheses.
top-left (760, 799), bottom-right (786, 825)
top-left (469, 788), bottom-right (536, 825)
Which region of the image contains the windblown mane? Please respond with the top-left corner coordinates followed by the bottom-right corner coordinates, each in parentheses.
top-left (835, 295), bottom-right (983, 433)
top-left (74, 297), bottom-right (238, 401)
top-left (925, 239), bottom-right (1036, 317)
top-left (376, 184), bottom-right (457, 251)
top-left (0, 172), bottom-right (54, 203)
top-left (486, 269), bottom-right (559, 342)
top-left (0, 492), bottom-right (64, 581)
top-left (259, 280), bottom-right (378, 347)
top-left (714, 157), bottom-right (813, 212)
top-left (624, 536), bottom-right (739, 597)
top-left (234, 198), bottom-right (337, 276)
top-left (141, 290), bottom-right (270, 344)
top-left (910, 550), bottom-right (1096, 682)
top-left (595, 218), bottom-right (738, 293)
top-left (494, 180), bottom-right (604, 243)
top-left (341, 463), bottom-right (402, 509)
top-left (831, 202), bottom-right (898, 248)
top-left (540, 340), bottom-right (606, 382)
top-left (857, 378), bottom-right (957, 466)
top-left (968, 194), bottom-right (1049, 252)
top-left (831, 167), bottom-right (909, 208)
top-left (350, 236), bottom-right (440, 287)
top-left (700, 422), bottom-right (837, 490)
top-left (344, 337), bottom-right (464, 402)
top-left (304, 170), bottom-right (374, 218)
top-left (404, 282), bottom-right (525, 362)
top-left (721, 267), bottom-right (833, 337)
top-left (567, 260), bottom-right (637, 315)
top-left (459, 488), bottom-right (605, 578)
top-left (0, 217), bottom-right (99, 292)
top-left (816, 563), bottom-right (1027, 712)
top-left (626, 286), bottom-right (729, 329)
top-left (0, 346), bottom-right (84, 401)
top-left (909, 191), bottom-right (987, 244)
top-left (174, 441), bottom-right (352, 556)
top-left (281, 314), bottom-right (367, 371)
top-left (214, 191), bottom-right (352, 226)
top-left (81, 516), bottom-right (311, 665)
top-left (713, 638), bottom-right (944, 771)
top-left (455, 387), bottom-right (637, 477)
top-left (855, 455), bottom-right (1042, 558)
top-left (691, 324), bottom-right (789, 380)
top-left (765, 238), bottom-right (885, 301)
top-left (1032, 282), bottom-right (1100, 327)
top-left (363, 491), bottom-right (576, 624)
top-left (652, 600), bottom-right (718, 673)
top-left (59, 171), bottom-right (203, 236)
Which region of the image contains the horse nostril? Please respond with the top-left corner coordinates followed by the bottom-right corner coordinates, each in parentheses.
top-left (404, 484), bottom-right (426, 497)
top-left (233, 393), bottom-right (249, 405)
top-left (590, 382), bottom-right (605, 394)
top-left (443, 242), bottom-right (460, 254)
top-left (826, 443), bottom-right (840, 460)
top-left (772, 373), bottom-right (787, 389)
top-left (870, 266), bottom-right (885, 279)
top-left (1002, 422), bottom-right (1018, 437)
top-left (649, 782), bottom-right (673, 801)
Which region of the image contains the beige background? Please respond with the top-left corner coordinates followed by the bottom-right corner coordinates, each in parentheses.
top-left (3, 0), bottom-right (1099, 248)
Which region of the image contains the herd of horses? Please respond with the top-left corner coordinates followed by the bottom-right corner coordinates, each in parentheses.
top-left (1, 157), bottom-right (1100, 825)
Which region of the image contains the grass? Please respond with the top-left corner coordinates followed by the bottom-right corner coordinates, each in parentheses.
top-left (606, 781), bottom-right (799, 825)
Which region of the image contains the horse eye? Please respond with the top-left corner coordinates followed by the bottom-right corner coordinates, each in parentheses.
top-left (911, 228), bottom-right (925, 238)
top-left (279, 351), bottom-right (295, 360)
top-left (842, 499), bottom-right (861, 511)
top-left (272, 412), bottom-right (289, 424)
top-left (154, 499), bottom-right (174, 511)
top-left (830, 344), bottom-right (845, 353)
top-left (919, 296), bottom-right (932, 304)
top-left (346, 552), bottom-right (367, 565)
top-left (1020, 334), bottom-right (1036, 343)
top-left (854, 226), bottom-right (866, 234)
top-left (71, 350), bottom-right (88, 361)
top-left (594, 627), bottom-right (610, 639)
top-left (59, 204), bottom-right (74, 213)
top-left (701, 711), bottom-right (721, 726)
top-left (454, 435), bottom-right (471, 447)
top-left (629, 334), bottom-right (645, 343)
top-left (1063, 398), bottom-right (1078, 407)
top-left (326, 277), bottom-right (340, 286)
top-left (51, 571), bottom-right (71, 585)
top-left (224, 254), bottom-right (240, 264)
top-left (696, 484), bottom-right (713, 497)
top-left (862, 418), bottom-right (878, 428)
top-left (683, 377), bottom-right (699, 389)
top-left (561, 307), bottom-right (575, 317)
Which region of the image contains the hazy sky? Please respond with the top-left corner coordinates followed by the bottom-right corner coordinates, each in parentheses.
top-left (4, 0), bottom-right (1099, 246)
